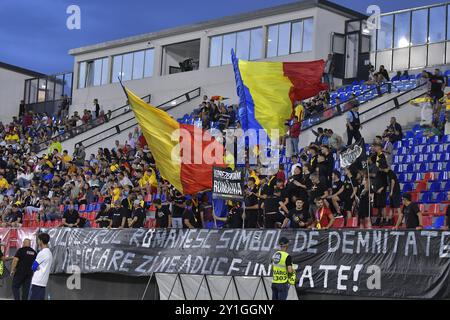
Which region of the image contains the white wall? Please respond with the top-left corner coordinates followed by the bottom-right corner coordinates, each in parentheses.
top-left (0, 68), bottom-right (31, 122)
top-left (69, 7), bottom-right (350, 117)
top-left (60, 7), bottom-right (352, 155)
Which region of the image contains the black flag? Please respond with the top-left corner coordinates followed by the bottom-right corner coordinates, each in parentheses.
top-left (340, 138), bottom-right (368, 171)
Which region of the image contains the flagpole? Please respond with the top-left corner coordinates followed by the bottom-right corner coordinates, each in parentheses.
top-left (212, 199), bottom-right (217, 229)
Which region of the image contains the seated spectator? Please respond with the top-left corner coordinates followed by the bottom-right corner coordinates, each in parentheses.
top-left (423, 121), bottom-right (442, 138)
top-left (391, 71), bottom-right (402, 82)
top-left (1, 204), bottom-right (22, 227)
top-left (62, 201), bottom-right (80, 228)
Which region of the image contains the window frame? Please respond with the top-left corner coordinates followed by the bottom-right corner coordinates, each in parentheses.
top-left (208, 27), bottom-right (264, 67)
top-left (265, 17), bottom-right (314, 58)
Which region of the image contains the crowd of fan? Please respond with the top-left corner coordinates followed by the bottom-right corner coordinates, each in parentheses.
top-left (1, 67), bottom-right (449, 233)
top-left (14, 97), bottom-right (114, 153)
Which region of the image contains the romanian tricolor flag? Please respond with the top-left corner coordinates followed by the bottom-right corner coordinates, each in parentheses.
top-left (232, 50), bottom-right (327, 137)
top-left (125, 87), bottom-right (225, 194)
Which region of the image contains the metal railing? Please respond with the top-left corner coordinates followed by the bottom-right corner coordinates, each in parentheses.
top-left (300, 80), bottom-right (428, 131)
top-left (77, 87), bottom-right (201, 150)
top-left (35, 93), bottom-right (152, 152)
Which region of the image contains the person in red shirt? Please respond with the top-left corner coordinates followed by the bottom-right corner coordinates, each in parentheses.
top-left (312, 197), bottom-right (335, 230)
top-left (289, 116), bottom-right (301, 156)
top-left (276, 164), bottom-right (286, 183)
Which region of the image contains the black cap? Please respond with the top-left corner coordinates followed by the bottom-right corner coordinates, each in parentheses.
top-left (279, 237), bottom-right (289, 246)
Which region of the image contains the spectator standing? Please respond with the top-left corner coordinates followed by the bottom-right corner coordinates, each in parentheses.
top-left (372, 143), bottom-right (390, 226)
top-left (443, 190), bottom-right (450, 230)
top-left (183, 199), bottom-right (199, 229)
top-left (93, 99), bottom-right (100, 119)
top-left (312, 197), bottom-right (335, 230)
top-left (346, 106), bottom-right (361, 145)
top-left (171, 191), bottom-right (186, 228)
top-left (289, 117), bottom-right (301, 156)
top-left (387, 117), bottom-right (403, 142)
top-left (29, 233), bottom-right (53, 300)
top-left (323, 54), bottom-right (335, 90)
top-left (128, 200), bottom-right (145, 228)
top-left (388, 169), bottom-right (401, 224)
top-left (282, 199), bottom-right (311, 228)
top-left (430, 69), bottom-right (446, 106)
top-left (10, 238), bottom-right (37, 300)
top-left (154, 198), bottom-right (172, 228)
top-left (357, 172), bottom-right (372, 229)
top-left (378, 65), bottom-right (391, 93)
top-left (395, 193), bottom-right (423, 230)
top-left (244, 177), bottom-right (260, 228)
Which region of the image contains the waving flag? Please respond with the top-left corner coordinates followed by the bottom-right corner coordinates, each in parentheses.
top-left (232, 50), bottom-right (327, 136)
top-left (124, 87), bottom-right (225, 194)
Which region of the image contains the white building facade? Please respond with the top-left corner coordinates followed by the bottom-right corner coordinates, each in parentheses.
top-left (69, 0), bottom-right (366, 118)
top-left (0, 62), bottom-right (44, 122)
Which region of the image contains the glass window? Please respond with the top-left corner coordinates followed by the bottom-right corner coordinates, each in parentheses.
top-left (93, 59), bottom-right (102, 86)
top-left (144, 49), bottom-right (154, 78)
top-left (112, 55), bottom-right (122, 83)
top-left (78, 62), bottom-right (86, 88)
top-left (302, 18), bottom-right (313, 51)
top-left (291, 21), bottom-right (303, 53)
top-left (222, 33), bottom-right (236, 65)
top-left (85, 61), bottom-right (95, 87)
top-left (101, 58), bottom-right (108, 85)
top-left (121, 53), bottom-right (133, 81)
top-left (250, 28), bottom-right (263, 60)
top-left (210, 36), bottom-right (222, 66)
top-left (277, 22), bottom-right (291, 56)
top-left (378, 15), bottom-right (393, 50)
top-left (267, 25), bottom-right (279, 57)
top-left (236, 30), bottom-right (250, 60)
top-left (394, 12), bottom-right (410, 48)
top-left (132, 51), bottom-right (145, 80)
top-left (429, 6), bottom-right (445, 43)
top-left (411, 9), bottom-right (428, 45)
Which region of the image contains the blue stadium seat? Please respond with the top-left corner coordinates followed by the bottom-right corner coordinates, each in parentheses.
top-left (405, 131), bottom-right (414, 139)
top-left (445, 181), bottom-right (450, 191)
top-left (429, 182), bottom-right (441, 192)
top-left (411, 173), bottom-right (422, 181)
top-left (412, 124), bottom-right (421, 132)
top-left (438, 172), bottom-right (449, 181)
top-left (427, 136), bottom-right (440, 144)
top-left (414, 136), bottom-right (427, 145)
top-left (420, 192), bottom-right (432, 203)
top-left (393, 141), bottom-right (402, 149)
top-left (434, 144), bottom-right (444, 153)
top-left (398, 173), bottom-right (407, 183)
top-left (432, 162), bottom-right (442, 171)
top-left (442, 135), bottom-right (450, 143)
top-left (436, 192), bottom-right (447, 203)
top-left (402, 183), bottom-right (413, 193)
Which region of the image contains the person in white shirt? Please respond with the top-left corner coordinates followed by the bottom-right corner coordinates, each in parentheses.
top-left (29, 233), bottom-right (53, 300)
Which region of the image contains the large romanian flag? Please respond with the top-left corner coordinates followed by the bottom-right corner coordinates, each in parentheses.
top-left (125, 87), bottom-right (225, 194)
top-left (231, 50), bottom-right (327, 137)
